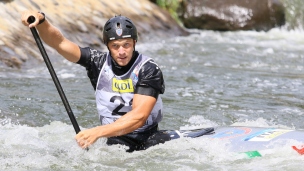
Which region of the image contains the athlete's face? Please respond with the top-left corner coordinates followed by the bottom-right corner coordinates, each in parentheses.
top-left (108, 38), bottom-right (135, 66)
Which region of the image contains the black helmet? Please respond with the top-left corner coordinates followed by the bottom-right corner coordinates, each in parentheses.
top-left (103, 15), bottom-right (138, 45)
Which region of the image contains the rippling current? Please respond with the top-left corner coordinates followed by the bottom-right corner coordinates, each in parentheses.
top-left (1, 29), bottom-right (304, 170)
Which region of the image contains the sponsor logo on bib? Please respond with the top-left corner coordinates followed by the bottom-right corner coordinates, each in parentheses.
top-left (112, 78), bottom-right (134, 93)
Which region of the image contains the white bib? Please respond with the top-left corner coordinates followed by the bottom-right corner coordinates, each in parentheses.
top-left (95, 53), bottom-right (163, 132)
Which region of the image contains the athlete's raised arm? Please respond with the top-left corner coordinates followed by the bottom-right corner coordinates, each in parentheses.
top-left (21, 11), bottom-right (81, 63)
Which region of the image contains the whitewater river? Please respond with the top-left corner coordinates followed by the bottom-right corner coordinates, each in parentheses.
top-left (1, 28), bottom-right (304, 170)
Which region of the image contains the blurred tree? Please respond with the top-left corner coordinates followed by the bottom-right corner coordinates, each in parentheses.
top-left (150, 0), bottom-right (183, 25)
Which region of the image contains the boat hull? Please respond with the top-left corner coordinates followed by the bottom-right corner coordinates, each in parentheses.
top-left (166, 126), bottom-right (304, 156)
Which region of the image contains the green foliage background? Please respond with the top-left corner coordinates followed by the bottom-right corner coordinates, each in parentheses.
top-left (153, 0), bottom-right (183, 25)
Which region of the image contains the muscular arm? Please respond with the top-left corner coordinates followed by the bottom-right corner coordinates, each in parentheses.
top-left (36, 21), bottom-right (81, 63)
top-left (21, 11), bottom-right (80, 62)
top-left (75, 94), bottom-right (156, 148)
top-left (104, 94), bottom-right (156, 135)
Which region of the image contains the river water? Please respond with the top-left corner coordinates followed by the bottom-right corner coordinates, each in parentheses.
top-left (2, 5), bottom-right (304, 170)
top-left (1, 28), bottom-right (304, 170)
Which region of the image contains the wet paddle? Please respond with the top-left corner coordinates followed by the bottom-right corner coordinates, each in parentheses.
top-left (27, 16), bottom-right (83, 141)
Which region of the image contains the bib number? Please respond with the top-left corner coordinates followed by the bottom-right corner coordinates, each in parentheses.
top-left (110, 96), bottom-right (133, 116)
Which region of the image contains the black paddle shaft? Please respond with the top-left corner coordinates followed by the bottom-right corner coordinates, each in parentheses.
top-left (27, 16), bottom-right (81, 134)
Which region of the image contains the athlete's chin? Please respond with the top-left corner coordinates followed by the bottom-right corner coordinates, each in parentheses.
top-left (116, 60), bottom-right (129, 66)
